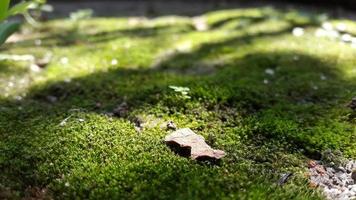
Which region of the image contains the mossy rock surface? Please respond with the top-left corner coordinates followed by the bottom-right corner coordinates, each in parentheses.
top-left (0, 7), bottom-right (355, 200)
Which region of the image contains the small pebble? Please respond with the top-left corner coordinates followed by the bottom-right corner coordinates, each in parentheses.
top-left (60, 57), bottom-right (69, 65)
top-left (30, 64), bottom-right (41, 72)
top-left (95, 102), bottom-right (102, 108)
top-left (315, 28), bottom-right (327, 37)
top-left (46, 95), bottom-right (58, 103)
top-left (336, 23), bottom-right (347, 32)
top-left (351, 37), bottom-right (356, 44)
top-left (322, 22), bottom-right (333, 31)
top-left (35, 39), bottom-right (42, 46)
top-left (167, 121), bottom-right (177, 130)
top-left (292, 27), bottom-right (304, 37)
top-left (328, 30), bottom-right (340, 38)
top-left (111, 59), bottom-right (118, 65)
top-left (265, 68), bottom-right (275, 75)
top-left (277, 172), bottom-right (293, 186)
top-left (341, 34), bottom-right (352, 42)
top-left (308, 159), bottom-right (356, 200)
top-left (352, 171), bottom-right (356, 182)
top-left (193, 16), bottom-right (208, 31)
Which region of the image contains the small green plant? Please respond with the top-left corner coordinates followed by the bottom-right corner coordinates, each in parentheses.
top-left (169, 85), bottom-right (191, 99)
top-left (70, 9), bottom-right (93, 21)
top-left (0, 0), bottom-right (46, 46)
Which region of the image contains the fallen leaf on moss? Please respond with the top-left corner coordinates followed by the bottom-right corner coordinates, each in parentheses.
top-left (164, 128), bottom-right (225, 161)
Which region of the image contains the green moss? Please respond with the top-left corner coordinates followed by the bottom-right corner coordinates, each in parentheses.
top-left (0, 7), bottom-right (355, 199)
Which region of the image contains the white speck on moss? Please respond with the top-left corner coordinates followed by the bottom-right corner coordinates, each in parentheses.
top-left (322, 22), bottom-right (333, 31)
top-left (111, 59), bottom-right (118, 65)
top-left (35, 39), bottom-right (42, 46)
top-left (176, 41), bottom-right (192, 52)
top-left (60, 57), bottom-right (69, 65)
top-left (30, 64), bottom-right (41, 72)
top-left (341, 34), bottom-right (352, 42)
top-left (265, 68), bottom-right (275, 75)
top-left (192, 16), bottom-right (208, 31)
top-left (292, 27), bottom-right (304, 37)
top-left (336, 23), bottom-right (347, 32)
top-left (315, 28), bottom-right (327, 37)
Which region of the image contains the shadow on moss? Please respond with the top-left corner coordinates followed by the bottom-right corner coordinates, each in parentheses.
top-left (0, 8), bottom-right (354, 199)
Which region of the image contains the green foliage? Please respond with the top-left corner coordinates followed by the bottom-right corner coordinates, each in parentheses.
top-left (0, 21), bottom-right (20, 45)
top-left (0, 0), bottom-right (39, 21)
top-left (169, 85), bottom-right (191, 99)
top-left (0, 0), bottom-right (47, 46)
top-left (0, 0), bottom-right (10, 21)
top-left (7, 1), bottom-right (36, 17)
top-left (70, 9), bottom-right (94, 21)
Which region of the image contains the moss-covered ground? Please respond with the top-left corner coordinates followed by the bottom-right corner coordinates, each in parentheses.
top-left (0, 7), bottom-right (355, 199)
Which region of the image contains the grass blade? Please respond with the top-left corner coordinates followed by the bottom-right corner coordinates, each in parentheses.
top-left (0, 0), bottom-right (10, 21)
top-left (0, 21), bottom-right (21, 45)
top-left (7, 1), bottom-right (35, 17)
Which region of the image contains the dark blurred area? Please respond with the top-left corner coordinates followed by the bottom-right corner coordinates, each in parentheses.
top-left (10, 0), bottom-right (356, 18)
top-left (43, 0), bottom-right (354, 10)
top-left (10, 0), bottom-right (356, 9)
